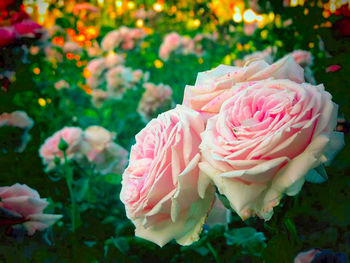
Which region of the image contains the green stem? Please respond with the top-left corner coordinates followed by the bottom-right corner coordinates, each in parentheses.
top-left (207, 241), bottom-right (220, 263)
top-left (63, 151), bottom-right (76, 232)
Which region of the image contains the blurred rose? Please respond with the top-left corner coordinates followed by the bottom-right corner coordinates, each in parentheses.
top-left (84, 126), bottom-right (128, 174)
top-left (0, 27), bottom-right (16, 47)
top-left (0, 111), bottom-right (33, 129)
top-left (13, 20), bottom-right (43, 38)
top-left (234, 47), bottom-right (276, 67)
top-left (54, 80), bottom-right (70, 90)
top-left (326, 65), bottom-right (341, 73)
top-left (39, 127), bottom-right (87, 170)
top-left (121, 105), bottom-right (215, 246)
top-left (138, 82), bottom-right (173, 121)
top-left (10, 10), bottom-right (30, 25)
top-left (199, 79), bottom-right (344, 220)
top-left (105, 52), bottom-right (125, 68)
top-left (91, 89), bottom-right (108, 107)
top-left (0, 183), bottom-right (62, 236)
top-left (62, 41), bottom-right (81, 53)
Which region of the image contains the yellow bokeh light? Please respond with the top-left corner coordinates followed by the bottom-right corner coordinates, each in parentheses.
top-left (127, 1), bottom-right (135, 9)
top-left (260, 30), bottom-right (268, 39)
top-left (136, 19), bottom-right (144, 28)
top-left (309, 42), bottom-right (315, 48)
top-left (97, 0), bottom-right (104, 6)
top-left (115, 0), bottom-right (122, 8)
top-left (290, 0), bottom-right (298, 7)
top-left (193, 19), bottom-right (201, 27)
top-left (233, 13), bottom-right (242, 23)
top-left (153, 3), bottom-right (163, 12)
top-left (38, 98), bottom-right (46, 107)
top-left (243, 9), bottom-right (256, 23)
top-left (83, 68), bottom-right (92, 79)
top-left (198, 58), bottom-right (203, 64)
top-left (25, 6), bottom-right (34, 15)
top-left (154, 59), bottom-right (163, 68)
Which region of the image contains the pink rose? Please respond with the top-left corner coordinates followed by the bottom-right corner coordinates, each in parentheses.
top-left (199, 79), bottom-right (344, 220)
top-left (72, 3), bottom-right (100, 13)
top-left (54, 80), bottom-right (70, 90)
top-left (105, 52), bottom-right (125, 68)
top-left (39, 127), bottom-right (85, 169)
top-left (0, 183), bottom-right (62, 236)
top-left (183, 56), bottom-right (304, 121)
top-left (120, 105), bottom-right (215, 246)
top-left (101, 30), bottom-right (122, 51)
top-left (0, 27), bottom-right (16, 47)
top-left (294, 249), bottom-right (321, 263)
top-left (326, 65), bottom-right (341, 73)
top-left (287, 50), bottom-right (313, 67)
top-left (84, 126), bottom-right (128, 174)
top-left (62, 41), bottom-right (81, 53)
top-left (13, 20), bottom-right (43, 38)
top-left (0, 111), bottom-right (33, 129)
top-left (86, 57), bottom-right (106, 77)
top-left (138, 82), bottom-right (173, 121)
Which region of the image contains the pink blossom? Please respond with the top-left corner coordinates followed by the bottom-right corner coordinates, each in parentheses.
top-left (199, 79), bottom-right (344, 220)
top-left (120, 105), bottom-right (215, 246)
top-left (326, 65), bottom-right (341, 73)
top-left (0, 183), bottom-right (62, 236)
top-left (0, 27), bottom-right (16, 47)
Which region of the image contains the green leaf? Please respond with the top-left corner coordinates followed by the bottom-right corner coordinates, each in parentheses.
top-left (103, 173), bottom-right (123, 185)
top-left (225, 227), bottom-right (266, 256)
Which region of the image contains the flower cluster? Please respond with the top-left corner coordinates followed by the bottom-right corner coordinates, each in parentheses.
top-left (0, 183), bottom-right (62, 237)
top-left (101, 26), bottom-right (146, 51)
top-left (0, 111), bottom-right (34, 152)
top-left (121, 53), bottom-right (344, 246)
top-left (39, 126), bottom-right (128, 175)
top-left (159, 32), bottom-right (216, 61)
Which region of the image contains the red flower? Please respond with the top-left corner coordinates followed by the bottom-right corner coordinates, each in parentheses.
top-left (13, 19), bottom-right (42, 38)
top-left (0, 26), bottom-right (16, 47)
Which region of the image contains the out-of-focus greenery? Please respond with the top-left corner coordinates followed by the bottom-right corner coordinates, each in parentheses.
top-left (0, 0), bottom-right (349, 262)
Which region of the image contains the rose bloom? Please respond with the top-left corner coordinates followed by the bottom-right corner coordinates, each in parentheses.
top-left (54, 80), bottom-right (70, 90)
top-left (39, 127), bottom-right (86, 170)
top-left (199, 78), bottom-right (344, 220)
top-left (0, 27), bottom-right (16, 47)
top-left (159, 32), bottom-right (181, 60)
top-left (294, 249), bottom-right (347, 263)
top-left (106, 66), bottom-right (134, 99)
top-left (138, 82), bottom-right (173, 121)
top-left (286, 50), bottom-right (313, 68)
top-left (183, 56), bottom-right (304, 121)
top-left (72, 3), bottom-right (100, 14)
top-left (86, 57), bottom-right (106, 77)
top-left (10, 10), bottom-right (30, 24)
top-left (234, 47), bottom-right (276, 67)
top-left (13, 20), bottom-right (43, 38)
top-left (120, 105), bottom-right (215, 246)
top-left (62, 41), bottom-right (81, 53)
top-left (101, 30), bottom-right (122, 51)
top-left (0, 111), bottom-right (33, 129)
top-left (91, 89), bottom-right (108, 107)
top-left (0, 183), bottom-right (62, 236)
top-left (105, 52), bottom-right (125, 68)
top-left (84, 126), bottom-right (128, 174)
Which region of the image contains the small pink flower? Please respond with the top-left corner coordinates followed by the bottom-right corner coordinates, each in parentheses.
top-left (0, 111), bottom-right (33, 129)
top-left (84, 126), bottom-right (128, 174)
top-left (294, 249), bottom-right (321, 263)
top-left (62, 41), bottom-right (81, 53)
top-left (120, 105), bottom-right (215, 247)
top-left (72, 3), bottom-right (100, 13)
top-left (0, 183), bottom-right (62, 236)
top-left (138, 82), bottom-right (173, 121)
top-left (326, 65), bottom-right (341, 73)
top-left (39, 127), bottom-right (85, 169)
top-left (54, 80), bottom-right (70, 90)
